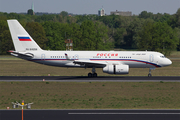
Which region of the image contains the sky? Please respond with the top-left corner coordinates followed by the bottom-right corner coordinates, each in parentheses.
top-left (1, 0), bottom-right (180, 15)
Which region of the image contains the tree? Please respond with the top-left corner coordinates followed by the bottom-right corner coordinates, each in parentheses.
top-left (114, 28), bottom-right (126, 47)
top-left (139, 11), bottom-right (153, 19)
top-left (41, 21), bottom-right (66, 50)
top-left (175, 27), bottom-right (180, 50)
top-left (25, 22), bottom-right (48, 49)
top-left (0, 20), bottom-right (14, 54)
top-left (74, 20), bottom-right (113, 50)
top-left (80, 20), bottom-right (96, 50)
top-left (154, 13), bottom-right (171, 22)
top-left (98, 15), bottom-right (118, 28)
top-left (94, 21), bottom-right (113, 50)
top-left (137, 21), bottom-right (179, 55)
top-left (174, 8), bottom-right (180, 28)
top-left (60, 11), bottom-right (68, 16)
top-left (168, 8), bottom-right (180, 29)
top-left (70, 23), bottom-right (82, 50)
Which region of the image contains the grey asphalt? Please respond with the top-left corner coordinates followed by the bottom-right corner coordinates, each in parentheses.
top-left (0, 109), bottom-right (180, 120)
top-left (0, 76), bottom-right (180, 82)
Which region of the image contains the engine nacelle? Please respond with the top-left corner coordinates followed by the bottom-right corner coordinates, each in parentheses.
top-left (103, 65), bottom-right (129, 74)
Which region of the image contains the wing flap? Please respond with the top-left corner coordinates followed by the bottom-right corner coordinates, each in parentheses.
top-left (73, 60), bottom-right (107, 66)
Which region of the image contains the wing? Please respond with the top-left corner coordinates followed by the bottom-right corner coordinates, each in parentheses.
top-left (64, 53), bottom-right (107, 67)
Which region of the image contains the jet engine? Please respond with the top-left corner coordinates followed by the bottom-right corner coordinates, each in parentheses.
top-left (103, 65), bottom-right (129, 74)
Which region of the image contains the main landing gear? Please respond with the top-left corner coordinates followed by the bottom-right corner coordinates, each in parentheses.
top-left (88, 67), bottom-right (97, 77)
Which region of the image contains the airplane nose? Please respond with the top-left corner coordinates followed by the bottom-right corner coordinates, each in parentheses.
top-left (165, 59), bottom-right (172, 66)
top-left (161, 58), bottom-right (172, 67)
top-left (168, 59), bottom-right (172, 65)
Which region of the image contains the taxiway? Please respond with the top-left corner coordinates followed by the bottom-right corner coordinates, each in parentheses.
top-left (0, 76), bottom-right (180, 82)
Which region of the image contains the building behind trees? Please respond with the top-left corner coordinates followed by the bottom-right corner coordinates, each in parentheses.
top-left (27, 2), bottom-right (35, 15)
top-left (98, 8), bottom-right (105, 16)
top-left (110, 10), bottom-right (132, 16)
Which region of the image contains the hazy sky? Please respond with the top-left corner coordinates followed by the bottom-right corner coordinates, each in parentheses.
top-left (1, 0), bottom-right (180, 15)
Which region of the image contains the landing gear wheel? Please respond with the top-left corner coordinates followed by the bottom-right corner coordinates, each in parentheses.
top-left (148, 73), bottom-right (152, 77)
top-left (88, 73), bottom-right (92, 77)
top-left (88, 67), bottom-right (97, 77)
top-left (88, 73), bottom-right (97, 77)
top-left (148, 68), bottom-right (154, 77)
top-left (93, 73), bottom-right (97, 77)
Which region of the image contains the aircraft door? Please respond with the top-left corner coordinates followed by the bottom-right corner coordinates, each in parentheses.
top-left (41, 54), bottom-right (45, 61)
top-left (149, 54), bottom-right (154, 62)
top-left (74, 54), bottom-right (79, 60)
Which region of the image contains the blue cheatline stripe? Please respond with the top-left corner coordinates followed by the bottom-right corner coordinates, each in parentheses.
top-left (90, 59), bottom-right (161, 67)
top-left (30, 58), bottom-right (161, 68)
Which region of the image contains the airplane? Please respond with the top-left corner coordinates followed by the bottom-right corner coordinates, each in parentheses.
top-left (7, 19), bottom-right (172, 77)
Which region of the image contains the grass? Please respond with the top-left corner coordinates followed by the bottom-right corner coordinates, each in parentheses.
top-left (0, 82), bottom-right (180, 109)
top-left (0, 55), bottom-right (21, 60)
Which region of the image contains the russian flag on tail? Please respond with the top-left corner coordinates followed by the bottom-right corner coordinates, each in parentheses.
top-left (18, 37), bottom-right (31, 41)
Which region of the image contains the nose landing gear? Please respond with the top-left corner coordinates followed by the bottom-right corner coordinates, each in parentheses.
top-left (148, 68), bottom-right (155, 77)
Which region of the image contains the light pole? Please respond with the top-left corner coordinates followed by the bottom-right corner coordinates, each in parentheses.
top-left (12, 100), bottom-right (33, 120)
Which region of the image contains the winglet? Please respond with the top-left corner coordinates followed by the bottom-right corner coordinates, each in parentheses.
top-left (65, 53), bottom-right (70, 60)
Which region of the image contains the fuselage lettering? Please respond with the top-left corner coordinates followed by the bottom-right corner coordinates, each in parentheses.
top-left (26, 48), bottom-right (37, 51)
top-left (97, 53), bottom-right (118, 57)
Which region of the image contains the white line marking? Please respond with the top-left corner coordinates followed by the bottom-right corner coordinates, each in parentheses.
top-left (68, 113), bottom-right (180, 115)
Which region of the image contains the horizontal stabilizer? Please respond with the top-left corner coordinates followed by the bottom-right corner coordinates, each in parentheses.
top-left (9, 51), bottom-right (34, 58)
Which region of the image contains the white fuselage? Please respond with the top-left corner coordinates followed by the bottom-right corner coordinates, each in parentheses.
top-left (20, 50), bottom-right (172, 68)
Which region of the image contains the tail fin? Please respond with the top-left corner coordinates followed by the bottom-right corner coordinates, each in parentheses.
top-left (7, 19), bottom-right (42, 52)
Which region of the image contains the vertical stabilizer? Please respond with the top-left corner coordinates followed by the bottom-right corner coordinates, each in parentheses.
top-left (7, 19), bottom-right (42, 52)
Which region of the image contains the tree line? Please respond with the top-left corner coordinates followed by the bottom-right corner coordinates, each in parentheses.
top-left (0, 9), bottom-right (180, 55)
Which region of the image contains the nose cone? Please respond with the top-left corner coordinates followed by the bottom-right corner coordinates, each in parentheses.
top-left (162, 59), bottom-right (172, 67)
top-left (168, 59), bottom-right (172, 65)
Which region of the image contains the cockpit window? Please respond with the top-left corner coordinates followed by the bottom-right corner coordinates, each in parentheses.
top-left (160, 56), bottom-right (166, 58)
